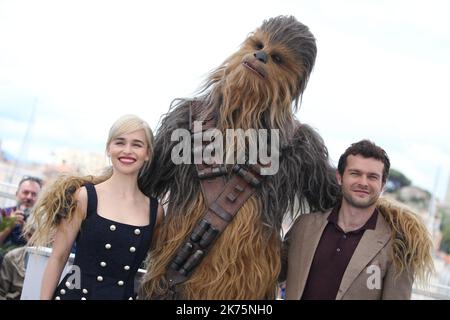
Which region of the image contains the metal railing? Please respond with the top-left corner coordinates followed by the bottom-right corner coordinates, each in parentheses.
top-left (412, 283), bottom-right (450, 300)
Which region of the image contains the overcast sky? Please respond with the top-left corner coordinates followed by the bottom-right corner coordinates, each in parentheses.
top-left (1, 0), bottom-right (449, 200)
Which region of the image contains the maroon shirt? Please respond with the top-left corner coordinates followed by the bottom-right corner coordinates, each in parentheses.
top-left (301, 204), bottom-right (378, 300)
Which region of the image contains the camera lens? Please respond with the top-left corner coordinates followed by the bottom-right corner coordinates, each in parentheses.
top-left (23, 208), bottom-right (31, 219)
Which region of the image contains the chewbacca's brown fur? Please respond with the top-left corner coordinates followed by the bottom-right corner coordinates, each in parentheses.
top-left (143, 195), bottom-right (280, 299)
top-left (26, 171), bottom-right (112, 247)
top-left (376, 198), bottom-right (434, 283)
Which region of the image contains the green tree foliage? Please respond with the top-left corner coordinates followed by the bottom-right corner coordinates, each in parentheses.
top-left (0, 216), bottom-right (15, 232)
top-left (386, 168), bottom-right (412, 192)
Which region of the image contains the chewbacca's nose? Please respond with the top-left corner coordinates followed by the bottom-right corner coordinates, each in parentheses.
top-left (254, 51), bottom-right (268, 64)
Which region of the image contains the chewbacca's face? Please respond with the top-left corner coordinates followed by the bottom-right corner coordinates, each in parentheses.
top-left (213, 16), bottom-right (316, 131)
top-left (223, 29), bottom-right (306, 103)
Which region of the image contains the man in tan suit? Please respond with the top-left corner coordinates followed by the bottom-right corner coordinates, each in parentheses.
top-left (281, 140), bottom-right (433, 300)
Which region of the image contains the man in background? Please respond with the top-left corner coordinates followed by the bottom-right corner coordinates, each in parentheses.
top-left (0, 176), bottom-right (42, 252)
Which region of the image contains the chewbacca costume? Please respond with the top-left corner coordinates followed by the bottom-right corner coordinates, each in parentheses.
top-left (139, 16), bottom-right (433, 299)
top-left (139, 16), bottom-right (340, 300)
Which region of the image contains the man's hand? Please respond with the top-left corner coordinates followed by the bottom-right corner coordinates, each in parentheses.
top-left (10, 210), bottom-right (25, 227)
top-left (0, 212), bottom-right (23, 244)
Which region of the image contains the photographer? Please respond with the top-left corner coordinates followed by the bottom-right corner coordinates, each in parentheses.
top-left (0, 176), bottom-right (42, 252)
top-left (0, 218), bottom-right (36, 300)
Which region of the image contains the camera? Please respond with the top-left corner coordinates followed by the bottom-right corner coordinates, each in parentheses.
top-left (22, 208), bottom-right (31, 220)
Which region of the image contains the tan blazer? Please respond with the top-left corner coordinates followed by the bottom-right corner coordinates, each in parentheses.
top-left (282, 210), bottom-right (413, 300)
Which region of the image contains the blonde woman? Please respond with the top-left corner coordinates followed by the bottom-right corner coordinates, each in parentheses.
top-left (27, 115), bottom-right (163, 300)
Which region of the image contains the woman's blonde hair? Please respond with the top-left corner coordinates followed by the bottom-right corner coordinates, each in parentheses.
top-left (26, 114), bottom-right (154, 247)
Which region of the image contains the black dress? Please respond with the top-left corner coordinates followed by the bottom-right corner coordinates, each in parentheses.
top-left (53, 183), bottom-right (157, 300)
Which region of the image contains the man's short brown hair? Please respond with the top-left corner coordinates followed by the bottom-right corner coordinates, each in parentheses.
top-left (337, 140), bottom-right (390, 183)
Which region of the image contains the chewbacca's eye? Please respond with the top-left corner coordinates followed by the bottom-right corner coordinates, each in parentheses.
top-left (272, 54), bottom-right (282, 64)
top-left (255, 42), bottom-right (264, 50)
